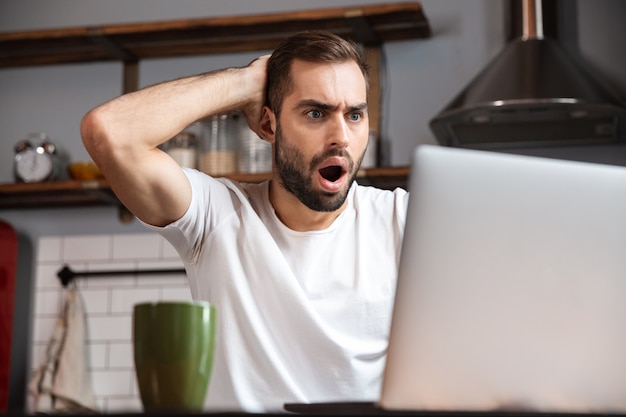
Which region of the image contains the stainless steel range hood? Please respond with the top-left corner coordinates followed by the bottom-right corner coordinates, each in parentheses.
top-left (429, 0), bottom-right (626, 149)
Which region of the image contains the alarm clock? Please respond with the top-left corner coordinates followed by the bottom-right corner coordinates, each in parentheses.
top-left (14, 133), bottom-right (60, 183)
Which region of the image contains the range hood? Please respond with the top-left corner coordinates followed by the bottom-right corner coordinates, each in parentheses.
top-left (429, 0), bottom-right (626, 149)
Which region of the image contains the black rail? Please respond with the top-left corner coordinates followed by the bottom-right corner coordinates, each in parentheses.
top-left (57, 264), bottom-right (186, 287)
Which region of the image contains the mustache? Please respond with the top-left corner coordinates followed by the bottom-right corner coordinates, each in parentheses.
top-left (309, 149), bottom-right (353, 171)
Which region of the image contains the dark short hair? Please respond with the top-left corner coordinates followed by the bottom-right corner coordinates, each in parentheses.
top-left (266, 30), bottom-right (369, 115)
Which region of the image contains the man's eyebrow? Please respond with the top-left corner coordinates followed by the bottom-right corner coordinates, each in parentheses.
top-left (295, 99), bottom-right (368, 112)
top-left (349, 102), bottom-right (368, 112)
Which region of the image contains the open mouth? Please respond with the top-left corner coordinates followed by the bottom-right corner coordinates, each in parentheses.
top-left (316, 156), bottom-right (349, 192)
top-left (319, 165), bottom-right (343, 183)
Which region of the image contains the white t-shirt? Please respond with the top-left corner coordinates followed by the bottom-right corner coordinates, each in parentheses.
top-left (146, 168), bottom-right (408, 412)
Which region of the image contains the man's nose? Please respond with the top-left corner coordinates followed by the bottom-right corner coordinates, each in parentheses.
top-left (327, 115), bottom-right (350, 149)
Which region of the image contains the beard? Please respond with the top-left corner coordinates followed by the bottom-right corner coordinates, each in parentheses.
top-left (274, 123), bottom-right (365, 212)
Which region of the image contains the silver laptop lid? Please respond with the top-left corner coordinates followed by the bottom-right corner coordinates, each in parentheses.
top-left (380, 145), bottom-right (626, 413)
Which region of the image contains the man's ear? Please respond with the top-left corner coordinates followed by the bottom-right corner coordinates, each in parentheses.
top-left (258, 106), bottom-right (277, 144)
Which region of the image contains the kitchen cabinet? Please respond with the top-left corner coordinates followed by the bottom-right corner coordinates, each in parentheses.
top-left (0, 2), bottom-right (429, 213)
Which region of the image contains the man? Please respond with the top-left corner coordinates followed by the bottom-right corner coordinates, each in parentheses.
top-left (81, 31), bottom-right (408, 412)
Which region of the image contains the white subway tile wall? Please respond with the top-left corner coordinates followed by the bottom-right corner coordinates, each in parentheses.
top-left (31, 233), bottom-right (192, 413)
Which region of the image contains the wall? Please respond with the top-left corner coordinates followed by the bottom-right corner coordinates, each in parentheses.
top-left (31, 232), bottom-right (191, 413)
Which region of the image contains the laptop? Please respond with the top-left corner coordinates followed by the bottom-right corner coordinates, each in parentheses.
top-left (286, 145), bottom-right (626, 415)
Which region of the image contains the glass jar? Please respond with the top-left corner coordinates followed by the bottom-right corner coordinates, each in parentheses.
top-left (199, 114), bottom-right (238, 176)
top-left (236, 112), bottom-right (272, 174)
top-left (162, 131), bottom-right (198, 169)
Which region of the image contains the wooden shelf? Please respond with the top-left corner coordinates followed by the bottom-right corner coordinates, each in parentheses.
top-left (0, 3), bottom-right (430, 68)
top-left (0, 179), bottom-right (118, 209)
top-left (0, 168), bottom-right (410, 210)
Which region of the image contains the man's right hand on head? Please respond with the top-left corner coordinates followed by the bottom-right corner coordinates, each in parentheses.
top-left (241, 55), bottom-right (270, 140)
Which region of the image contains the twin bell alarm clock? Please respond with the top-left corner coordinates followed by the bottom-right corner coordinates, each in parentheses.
top-left (13, 133), bottom-right (61, 183)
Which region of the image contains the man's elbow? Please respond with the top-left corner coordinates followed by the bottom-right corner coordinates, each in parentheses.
top-left (81, 108), bottom-right (113, 158)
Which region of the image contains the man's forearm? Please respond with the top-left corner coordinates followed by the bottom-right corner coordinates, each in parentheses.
top-left (82, 65), bottom-right (261, 152)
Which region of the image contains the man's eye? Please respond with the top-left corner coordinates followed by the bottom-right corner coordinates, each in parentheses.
top-left (307, 110), bottom-right (323, 119)
top-left (348, 112), bottom-right (362, 122)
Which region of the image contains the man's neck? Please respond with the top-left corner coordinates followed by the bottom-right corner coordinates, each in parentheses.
top-left (268, 179), bottom-right (347, 232)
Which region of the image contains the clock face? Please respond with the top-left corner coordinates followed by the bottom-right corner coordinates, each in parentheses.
top-left (15, 148), bottom-right (54, 182)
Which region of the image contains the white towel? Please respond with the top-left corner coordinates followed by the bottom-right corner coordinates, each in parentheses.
top-left (28, 287), bottom-right (99, 414)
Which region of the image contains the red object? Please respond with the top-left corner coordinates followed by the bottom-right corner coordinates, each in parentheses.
top-left (0, 220), bottom-right (17, 412)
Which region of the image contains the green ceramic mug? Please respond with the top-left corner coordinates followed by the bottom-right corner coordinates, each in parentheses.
top-left (132, 301), bottom-right (217, 412)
